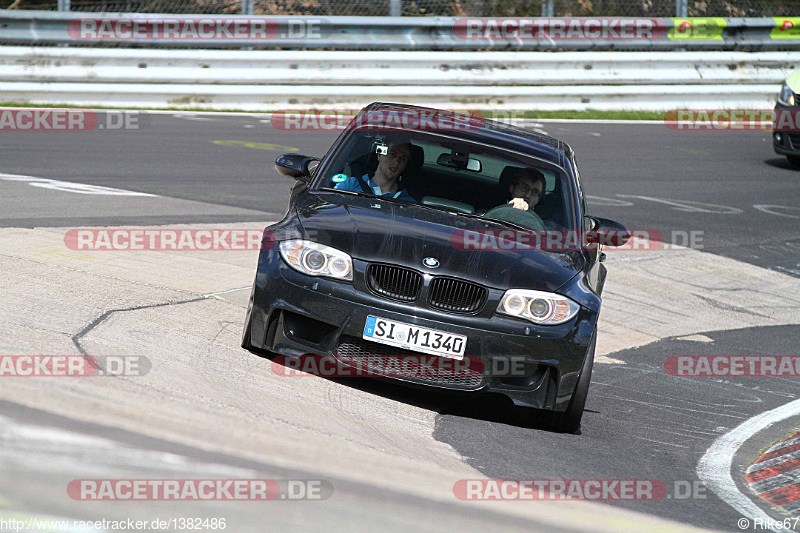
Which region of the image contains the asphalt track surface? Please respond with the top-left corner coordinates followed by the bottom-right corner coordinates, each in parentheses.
top-left (2, 114), bottom-right (799, 276)
top-left (2, 113), bottom-right (800, 532)
top-left (436, 325), bottom-right (800, 531)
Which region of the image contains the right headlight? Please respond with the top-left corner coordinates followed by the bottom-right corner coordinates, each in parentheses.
top-left (497, 289), bottom-right (580, 325)
top-left (279, 240), bottom-right (353, 281)
top-left (779, 83), bottom-right (796, 107)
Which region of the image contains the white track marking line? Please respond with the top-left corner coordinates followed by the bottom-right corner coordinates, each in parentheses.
top-left (753, 205), bottom-right (800, 219)
top-left (676, 334), bottom-right (715, 343)
top-left (0, 173), bottom-right (158, 197)
top-left (697, 398), bottom-right (800, 522)
top-left (0, 413), bottom-right (257, 478)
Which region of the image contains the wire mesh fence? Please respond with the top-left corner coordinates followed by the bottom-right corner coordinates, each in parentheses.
top-left (3, 0), bottom-right (800, 16)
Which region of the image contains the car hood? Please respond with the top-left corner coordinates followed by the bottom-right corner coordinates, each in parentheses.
top-left (294, 191), bottom-right (585, 292)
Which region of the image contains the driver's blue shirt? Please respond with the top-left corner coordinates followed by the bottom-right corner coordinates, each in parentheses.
top-left (334, 174), bottom-right (415, 202)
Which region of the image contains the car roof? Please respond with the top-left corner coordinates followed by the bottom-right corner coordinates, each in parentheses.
top-left (358, 102), bottom-right (570, 169)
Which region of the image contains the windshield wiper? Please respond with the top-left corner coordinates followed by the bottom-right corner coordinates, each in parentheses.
top-left (481, 218), bottom-right (533, 232)
top-left (319, 187), bottom-right (419, 207)
top-left (318, 187), bottom-right (374, 199)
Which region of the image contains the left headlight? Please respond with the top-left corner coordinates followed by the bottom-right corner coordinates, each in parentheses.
top-left (497, 289), bottom-right (580, 325)
top-left (779, 83), bottom-right (796, 107)
top-left (279, 240), bottom-right (353, 281)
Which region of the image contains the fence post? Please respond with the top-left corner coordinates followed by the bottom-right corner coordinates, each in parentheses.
top-left (57, 0), bottom-right (70, 11)
top-left (676, 0), bottom-right (688, 17)
top-left (390, 0), bottom-right (401, 16)
top-left (242, 0), bottom-right (253, 15)
top-left (541, 0), bottom-right (554, 17)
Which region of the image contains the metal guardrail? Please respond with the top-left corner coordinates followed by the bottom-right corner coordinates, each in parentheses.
top-left (3, 11), bottom-right (800, 50)
top-left (0, 46), bottom-right (793, 111)
top-left (2, 80), bottom-right (784, 112)
top-left (2, 48), bottom-right (797, 86)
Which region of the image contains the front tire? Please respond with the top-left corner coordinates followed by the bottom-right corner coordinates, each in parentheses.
top-left (546, 331), bottom-right (596, 433)
top-left (787, 155), bottom-right (800, 168)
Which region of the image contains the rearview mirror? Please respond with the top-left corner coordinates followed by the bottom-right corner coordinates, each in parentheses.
top-left (436, 153), bottom-right (482, 172)
top-left (585, 217), bottom-right (630, 247)
top-left (275, 153), bottom-right (320, 181)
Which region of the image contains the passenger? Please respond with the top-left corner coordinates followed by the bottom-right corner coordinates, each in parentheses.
top-left (484, 168), bottom-right (546, 230)
top-left (334, 139), bottom-right (416, 202)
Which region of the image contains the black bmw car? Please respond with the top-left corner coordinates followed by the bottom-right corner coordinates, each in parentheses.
top-left (773, 71), bottom-right (800, 167)
top-left (242, 103), bottom-right (629, 433)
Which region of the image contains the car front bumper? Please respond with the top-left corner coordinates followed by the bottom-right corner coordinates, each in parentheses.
top-left (246, 248), bottom-right (598, 412)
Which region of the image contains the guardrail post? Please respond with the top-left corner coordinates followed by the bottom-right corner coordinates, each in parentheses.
top-left (242, 0), bottom-right (253, 16)
top-left (541, 0), bottom-right (554, 17)
top-left (57, 0), bottom-right (70, 11)
top-left (389, 0), bottom-right (401, 16)
top-left (676, 0), bottom-right (688, 17)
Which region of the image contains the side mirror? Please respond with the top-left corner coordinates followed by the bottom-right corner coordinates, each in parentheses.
top-left (585, 217), bottom-right (630, 247)
top-left (275, 153), bottom-right (320, 181)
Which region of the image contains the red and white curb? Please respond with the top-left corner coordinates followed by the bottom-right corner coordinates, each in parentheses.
top-left (746, 433), bottom-right (800, 515)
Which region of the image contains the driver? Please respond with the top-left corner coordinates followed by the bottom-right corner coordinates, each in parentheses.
top-left (334, 138), bottom-right (416, 202)
top-left (483, 168), bottom-right (546, 230)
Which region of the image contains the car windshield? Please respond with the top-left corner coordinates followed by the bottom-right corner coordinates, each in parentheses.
top-left (314, 129), bottom-right (578, 230)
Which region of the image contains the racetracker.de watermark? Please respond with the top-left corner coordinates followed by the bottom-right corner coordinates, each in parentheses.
top-left (67, 17), bottom-right (331, 41)
top-left (0, 109), bottom-right (149, 131)
top-left (2, 518), bottom-right (226, 532)
top-left (664, 109), bottom-right (800, 130)
top-left (270, 109), bottom-right (484, 132)
top-left (271, 354), bottom-right (512, 378)
top-left (63, 229), bottom-right (278, 251)
top-left (665, 355), bottom-right (800, 377)
top-left (453, 18), bottom-right (665, 40)
top-left (0, 355), bottom-right (150, 377)
top-left (68, 479), bottom-right (333, 500)
top-left (453, 479), bottom-right (708, 501)
top-left (449, 229), bottom-right (704, 252)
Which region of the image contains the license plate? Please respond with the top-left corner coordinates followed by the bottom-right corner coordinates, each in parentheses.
top-left (363, 316), bottom-right (466, 359)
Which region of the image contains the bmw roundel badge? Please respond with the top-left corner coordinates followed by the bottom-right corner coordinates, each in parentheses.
top-left (423, 257), bottom-right (440, 268)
